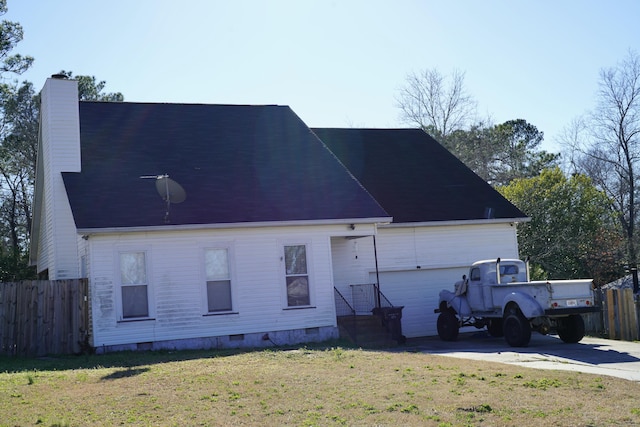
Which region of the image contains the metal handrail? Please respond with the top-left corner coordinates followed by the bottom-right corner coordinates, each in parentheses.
top-left (334, 287), bottom-right (356, 317)
top-left (350, 283), bottom-right (394, 314)
top-left (374, 284), bottom-right (394, 308)
top-left (336, 284), bottom-right (403, 345)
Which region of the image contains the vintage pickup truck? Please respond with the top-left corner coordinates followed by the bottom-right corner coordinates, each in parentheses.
top-left (435, 258), bottom-right (599, 347)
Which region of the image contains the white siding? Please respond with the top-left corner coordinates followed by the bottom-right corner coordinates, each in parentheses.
top-left (331, 222), bottom-right (520, 337)
top-left (88, 224), bottom-right (358, 348)
top-left (37, 78), bottom-right (81, 279)
top-left (330, 236), bottom-right (375, 297)
top-left (35, 203), bottom-right (50, 272)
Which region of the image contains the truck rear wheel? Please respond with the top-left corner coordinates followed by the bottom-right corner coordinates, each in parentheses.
top-left (437, 310), bottom-right (459, 341)
top-left (503, 309), bottom-right (531, 347)
top-left (557, 314), bottom-right (585, 343)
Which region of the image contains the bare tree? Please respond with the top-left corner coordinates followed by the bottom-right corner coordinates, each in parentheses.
top-left (563, 50), bottom-right (640, 268)
top-left (396, 68), bottom-right (477, 139)
top-left (558, 116), bottom-right (589, 173)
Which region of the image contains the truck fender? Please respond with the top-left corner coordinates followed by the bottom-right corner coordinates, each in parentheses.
top-left (501, 292), bottom-right (544, 319)
top-left (439, 289), bottom-right (471, 317)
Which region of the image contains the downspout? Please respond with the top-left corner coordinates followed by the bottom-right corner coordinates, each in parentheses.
top-left (373, 235), bottom-right (381, 309)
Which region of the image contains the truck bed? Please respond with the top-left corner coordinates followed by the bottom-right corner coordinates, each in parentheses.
top-left (485, 279), bottom-right (595, 315)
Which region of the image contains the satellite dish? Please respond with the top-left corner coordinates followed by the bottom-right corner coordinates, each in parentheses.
top-left (140, 174), bottom-right (186, 222)
top-left (155, 175), bottom-right (186, 204)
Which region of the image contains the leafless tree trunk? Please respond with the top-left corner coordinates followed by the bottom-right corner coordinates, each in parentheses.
top-left (396, 68), bottom-right (477, 138)
top-left (563, 50), bottom-right (640, 268)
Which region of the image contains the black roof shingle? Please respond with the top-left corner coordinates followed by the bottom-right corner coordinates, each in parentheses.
top-left (311, 128), bottom-right (527, 223)
top-left (63, 102), bottom-right (390, 229)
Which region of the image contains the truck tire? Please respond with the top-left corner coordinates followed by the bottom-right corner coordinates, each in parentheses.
top-left (437, 310), bottom-right (459, 341)
top-left (503, 309), bottom-right (531, 347)
top-left (488, 318), bottom-right (504, 337)
top-left (557, 314), bottom-right (585, 343)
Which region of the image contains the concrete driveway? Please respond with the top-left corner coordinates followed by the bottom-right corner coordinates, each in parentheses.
top-left (403, 332), bottom-right (640, 381)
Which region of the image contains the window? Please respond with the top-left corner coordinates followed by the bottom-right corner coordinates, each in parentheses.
top-left (284, 245), bottom-right (310, 307)
top-left (205, 248), bottom-right (232, 312)
top-left (500, 264), bottom-right (519, 275)
top-left (119, 251), bottom-right (149, 319)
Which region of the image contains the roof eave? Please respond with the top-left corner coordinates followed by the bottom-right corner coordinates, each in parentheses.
top-left (76, 216), bottom-right (393, 235)
top-left (380, 217), bottom-right (531, 228)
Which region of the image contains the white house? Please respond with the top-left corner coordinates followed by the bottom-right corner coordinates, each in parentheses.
top-left (30, 76), bottom-right (528, 352)
top-left (30, 76), bottom-right (391, 352)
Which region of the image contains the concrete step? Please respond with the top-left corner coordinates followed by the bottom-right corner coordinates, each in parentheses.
top-left (337, 315), bottom-right (396, 348)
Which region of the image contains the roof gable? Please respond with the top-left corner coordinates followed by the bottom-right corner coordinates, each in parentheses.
top-left (63, 103), bottom-right (389, 229)
top-left (311, 128), bottom-right (527, 223)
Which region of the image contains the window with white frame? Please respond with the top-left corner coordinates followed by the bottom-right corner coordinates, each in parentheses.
top-left (284, 244), bottom-right (310, 307)
top-left (119, 251), bottom-right (149, 319)
top-left (205, 248), bottom-right (232, 312)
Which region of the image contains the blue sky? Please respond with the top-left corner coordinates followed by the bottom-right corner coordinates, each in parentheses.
top-left (6, 1), bottom-right (640, 152)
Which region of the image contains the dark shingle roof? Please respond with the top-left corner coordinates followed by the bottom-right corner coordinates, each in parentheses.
top-left (311, 128), bottom-right (527, 223)
top-left (63, 103), bottom-right (389, 229)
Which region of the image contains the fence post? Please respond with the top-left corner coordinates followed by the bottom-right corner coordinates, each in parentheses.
top-left (624, 288), bottom-right (639, 341)
top-left (637, 293), bottom-right (640, 342)
top-left (606, 288), bottom-right (616, 339)
top-left (0, 283), bottom-right (18, 354)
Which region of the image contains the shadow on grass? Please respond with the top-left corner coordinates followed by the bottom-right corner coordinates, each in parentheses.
top-left (0, 338), bottom-right (360, 374)
top-left (101, 367), bottom-right (150, 380)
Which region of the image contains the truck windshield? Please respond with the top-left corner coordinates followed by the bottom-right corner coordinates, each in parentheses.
top-left (500, 265), bottom-right (519, 275)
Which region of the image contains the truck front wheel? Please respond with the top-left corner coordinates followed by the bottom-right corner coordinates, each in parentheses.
top-left (437, 310), bottom-right (459, 341)
top-left (503, 309), bottom-right (531, 347)
top-left (557, 314), bottom-right (585, 343)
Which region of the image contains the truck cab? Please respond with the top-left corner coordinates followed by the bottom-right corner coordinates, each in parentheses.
top-left (467, 259), bottom-right (528, 312)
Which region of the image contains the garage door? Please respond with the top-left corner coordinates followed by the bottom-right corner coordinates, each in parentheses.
top-left (370, 267), bottom-right (466, 338)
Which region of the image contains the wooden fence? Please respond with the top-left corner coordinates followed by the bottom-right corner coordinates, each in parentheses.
top-left (600, 288), bottom-right (639, 341)
top-left (0, 279), bottom-right (89, 357)
top-left (582, 288), bottom-right (606, 336)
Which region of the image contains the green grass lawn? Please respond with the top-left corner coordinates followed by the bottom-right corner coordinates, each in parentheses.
top-left (1, 342), bottom-right (639, 426)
